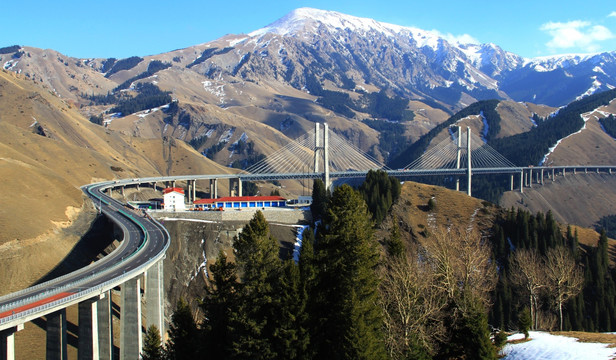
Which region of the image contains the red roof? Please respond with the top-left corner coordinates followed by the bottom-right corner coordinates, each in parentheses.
top-left (163, 187), bottom-right (185, 195)
top-left (194, 195), bottom-right (286, 205)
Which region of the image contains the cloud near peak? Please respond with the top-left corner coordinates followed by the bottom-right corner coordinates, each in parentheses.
top-left (540, 20), bottom-right (614, 53)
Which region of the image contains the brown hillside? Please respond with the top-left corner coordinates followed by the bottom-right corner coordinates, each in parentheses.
top-left (0, 69), bottom-right (236, 293)
top-left (376, 181), bottom-right (497, 246)
top-left (500, 173), bottom-right (616, 229)
top-left (544, 99), bottom-right (616, 166)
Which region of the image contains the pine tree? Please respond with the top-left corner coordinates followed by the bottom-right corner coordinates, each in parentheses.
top-left (200, 251), bottom-right (239, 358)
top-left (271, 260), bottom-right (310, 359)
top-left (312, 184), bottom-right (387, 359)
top-left (142, 325), bottom-right (164, 360)
top-left (386, 214), bottom-right (404, 257)
top-left (310, 179), bottom-right (328, 224)
top-left (232, 210), bottom-right (282, 359)
top-left (518, 307), bottom-right (531, 339)
top-left (166, 298), bottom-right (199, 359)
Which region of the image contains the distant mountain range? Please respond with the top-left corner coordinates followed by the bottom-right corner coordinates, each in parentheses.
top-left (2, 7), bottom-right (615, 111)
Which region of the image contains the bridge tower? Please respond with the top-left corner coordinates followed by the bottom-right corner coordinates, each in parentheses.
top-left (313, 123), bottom-right (330, 189)
top-left (466, 127), bottom-right (472, 196)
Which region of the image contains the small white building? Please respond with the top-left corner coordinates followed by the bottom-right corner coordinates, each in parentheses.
top-left (163, 187), bottom-right (185, 211)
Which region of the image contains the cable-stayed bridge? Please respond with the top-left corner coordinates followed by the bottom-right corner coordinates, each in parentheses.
top-left (237, 123), bottom-right (616, 197)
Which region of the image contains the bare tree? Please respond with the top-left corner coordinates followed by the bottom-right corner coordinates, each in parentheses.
top-left (545, 246), bottom-right (583, 331)
top-left (509, 248), bottom-right (546, 330)
top-left (380, 245), bottom-right (447, 359)
top-left (422, 225), bottom-right (498, 312)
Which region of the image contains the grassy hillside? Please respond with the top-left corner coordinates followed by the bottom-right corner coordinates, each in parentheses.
top-left (0, 69), bottom-right (237, 293)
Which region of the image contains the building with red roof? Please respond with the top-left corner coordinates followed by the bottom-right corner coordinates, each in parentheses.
top-left (193, 195), bottom-right (286, 210)
top-left (163, 187), bottom-right (185, 211)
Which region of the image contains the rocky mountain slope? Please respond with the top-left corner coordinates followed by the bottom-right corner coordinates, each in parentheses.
top-left (2, 8), bottom-right (615, 169)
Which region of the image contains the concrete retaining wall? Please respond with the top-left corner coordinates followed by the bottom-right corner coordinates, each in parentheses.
top-left (150, 208), bottom-right (311, 224)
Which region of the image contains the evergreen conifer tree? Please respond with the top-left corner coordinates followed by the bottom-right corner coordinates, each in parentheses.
top-left (232, 210), bottom-right (282, 359)
top-left (166, 298), bottom-right (199, 359)
top-left (142, 325), bottom-right (164, 360)
top-left (312, 184), bottom-right (387, 359)
top-left (310, 179), bottom-right (328, 224)
top-left (200, 251), bottom-right (239, 358)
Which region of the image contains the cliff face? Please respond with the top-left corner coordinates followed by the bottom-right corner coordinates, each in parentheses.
top-left (154, 210), bottom-right (308, 318)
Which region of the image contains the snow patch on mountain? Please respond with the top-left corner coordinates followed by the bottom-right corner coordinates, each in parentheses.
top-left (540, 107), bottom-right (599, 165)
top-left (576, 77), bottom-right (603, 100)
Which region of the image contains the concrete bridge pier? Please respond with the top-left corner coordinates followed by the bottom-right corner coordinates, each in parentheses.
top-left (540, 169), bottom-right (544, 185)
top-left (230, 178), bottom-right (243, 197)
top-left (46, 309), bottom-right (68, 360)
top-left (529, 169), bottom-right (533, 188)
top-left (552, 168), bottom-right (555, 181)
top-left (187, 182), bottom-right (192, 203)
top-left (146, 260), bottom-right (165, 338)
top-left (0, 324), bottom-right (23, 360)
top-left (192, 180), bottom-right (196, 203)
top-left (78, 298), bottom-right (99, 360)
top-left (520, 171), bottom-right (524, 193)
top-left (120, 277), bottom-right (142, 360)
top-left (210, 179), bottom-right (218, 199)
top-left (510, 174), bottom-right (514, 191)
top-left (152, 182), bottom-right (157, 191)
top-left (466, 127), bottom-right (471, 196)
top-left (96, 292), bottom-right (113, 360)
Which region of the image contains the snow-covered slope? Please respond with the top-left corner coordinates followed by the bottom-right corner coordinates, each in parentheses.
top-left (502, 331), bottom-right (616, 359)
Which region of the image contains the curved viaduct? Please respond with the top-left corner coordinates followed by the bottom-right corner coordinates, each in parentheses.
top-left (1, 165), bottom-right (616, 359)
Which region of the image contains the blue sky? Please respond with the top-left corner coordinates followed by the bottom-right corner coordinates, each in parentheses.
top-left (2, 0), bottom-right (615, 59)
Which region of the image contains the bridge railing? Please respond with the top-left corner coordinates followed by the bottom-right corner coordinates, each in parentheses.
top-left (0, 182), bottom-right (170, 329)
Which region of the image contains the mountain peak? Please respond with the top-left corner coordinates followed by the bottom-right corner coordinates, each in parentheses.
top-left (249, 8), bottom-right (396, 37)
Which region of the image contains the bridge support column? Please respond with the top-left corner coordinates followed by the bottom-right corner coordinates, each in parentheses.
top-left (520, 171), bottom-right (524, 193)
top-left (146, 260), bottom-right (165, 338)
top-left (466, 127), bottom-right (471, 196)
top-left (96, 292), bottom-right (113, 360)
top-left (510, 174), bottom-right (514, 191)
top-left (0, 324), bottom-right (23, 360)
top-left (314, 123), bottom-right (320, 173)
top-left (121, 187), bottom-right (125, 197)
top-left (192, 180), bottom-right (196, 202)
top-left (541, 169), bottom-right (544, 185)
top-left (136, 183), bottom-right (140, 191)
top-left (210, 179), bottom-right (218, 199)
top-left (529, 169), bottom-right (533, 188)
top-left (46, 309), bottom-right (68, 360)
top-left (324, 123), bottom-right (330, 190)
top-left (237, 178), bottom-right (242, 197)
top-left (78, 298), bottom-right (99, 360)
top-left (552, 168), bottom-right (555, 181)
top-left (120, 277), bottom-right (142, 360)
top-left (456, 126), bottom-right (462, 192)
top-left (153, 182), bottom-right (157, 191)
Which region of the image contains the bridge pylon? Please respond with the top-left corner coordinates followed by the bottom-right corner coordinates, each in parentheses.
top-left (313, 123), bottom-right (330, 189)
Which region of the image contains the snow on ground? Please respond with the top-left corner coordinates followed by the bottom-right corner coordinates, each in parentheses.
top-left (160, 217), bottom-right (218, 224)
top-left (501, 331), bottom-right (616, 360)
top-left (292, 225), bottom-right (309, 262)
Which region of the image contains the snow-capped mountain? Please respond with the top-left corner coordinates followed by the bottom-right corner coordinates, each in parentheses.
top-left (186, 7), bottom-right (616, 109)
top-left (2, 7), bottom-right (615, 110)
